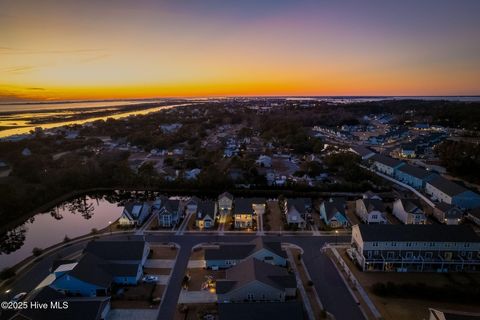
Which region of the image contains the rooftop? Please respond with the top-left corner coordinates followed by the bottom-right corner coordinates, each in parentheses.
top-left (356, 224), bottom-right (480, 243)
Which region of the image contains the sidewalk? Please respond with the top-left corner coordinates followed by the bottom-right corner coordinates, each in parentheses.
top-left (327, 245), bottom-right (382, 320)
top-left (286, 248), bottom-right (315, 320)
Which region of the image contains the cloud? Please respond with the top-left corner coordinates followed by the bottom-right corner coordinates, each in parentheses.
top-left (27, 87), bottom-right (45, 91)
top-left (0, 46), bottom-right (104, 55)
top-left (1, 65), bottom-right (38, 74)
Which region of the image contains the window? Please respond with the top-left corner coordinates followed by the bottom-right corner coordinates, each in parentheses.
top-left (387, 252), bottom-right (395, 259)
top-left (406, 242), bottom-right (412, 247)
top-left (264, 256), bottom-right (273, 260)
top-left (405, 252), bottom-right (413, 259)
top-left (247, 293), bottom-right (254, 301)
top-left (467, 252), bottom-right (473, 259)
top-left (425, 252), bottom-right (433, 259)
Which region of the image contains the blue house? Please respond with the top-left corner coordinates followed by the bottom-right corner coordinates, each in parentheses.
top-left (51, 254), bottom-right (112, 297)
top-left (394, 164), bottom-right (437, 189)
top-left (426, 176), bottom-right (480, 209)
top-left (319, 198), bottom-right (349, 228)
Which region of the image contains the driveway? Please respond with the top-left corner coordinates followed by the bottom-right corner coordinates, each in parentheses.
top-left (178, 290), bottom-right (217, 303)
top-left (107, 309), bottom-right (158, 320)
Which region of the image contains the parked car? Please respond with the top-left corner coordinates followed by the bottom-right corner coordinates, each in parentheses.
top-left (10, 292), bottom-right (27, 302)
top-left (142, 275), bottom-right (159, 283)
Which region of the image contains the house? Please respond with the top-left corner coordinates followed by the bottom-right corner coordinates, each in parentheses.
top-left (233, 198), bottom-right (265, 229)
top-left (433, 203), bottom-right (463, 225)
top-left (158, 199), bottom-right (181, 227)
top-left (195, 200), bottom-right (218, 229)
top-left (119, 202), bottom-right (151, 226)
top-left (355, 199), bottom-right (388, 224)
top-left (233, 198), bottom-right (254, 229)
top-left (216, 257), bottom-right (296, 303)
top-left (185, 168), bottom-right (201, 180)
top-left (394, 164), bottom-right (437, 189)
top-left (205, 238), bottom-right (288, 269)
top-left (426, 176), bottom-right (480, 209)
top-left (84, 239), bottom-right (150, 266)
top-left (350, 224), bottom-right (480, 272)
top-left (11, 286), bottom-right (111, 320)
top-left (283, 198), bottom-right (310, 229)
top-left (218, 192), bottom-right (234, 214)
top-left (467, 207), bottom-right (480, 226)
top-left (218, 302), bottom-right (304, 320)
top-left (371, 154), bottom-right (405, 176)
top-left (349, 146), bottom-right (376, 160)
top-left (21, 147), bottom-right (32, 157)
top-left (184, 196), bottom-right (201, 215)
top-left (392, 198), bottom-right (426, 224)
top-left (400, 145), bottom-right (416, 158)
top-left (319, 198), bottom-right (349, 228)
top-left (428, 308), bottom-right (480, 320)
top-left (256, 155), bottom-right (272, 168)
top-left (50, 254), bottom-right (113, 296)
top-left (363, 191), bottom-right (382, 201)
top-left (49, 239), bottom-right (149, 291)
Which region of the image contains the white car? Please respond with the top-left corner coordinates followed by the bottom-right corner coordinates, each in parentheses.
top-left (142, 275), bottom-right (158, 283)
top-left (10, 292), bottom-right (27, 302)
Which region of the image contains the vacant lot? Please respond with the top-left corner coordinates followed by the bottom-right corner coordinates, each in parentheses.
top-left (266, 200), bottom-right (284, 231)
top-left (150, 245), bottom-right (178, 259)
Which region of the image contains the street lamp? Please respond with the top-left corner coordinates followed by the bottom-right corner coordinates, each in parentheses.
top-left (108, 221), bottom-right (112, 235)
top-left (335, 230), bottom-right (339, 245)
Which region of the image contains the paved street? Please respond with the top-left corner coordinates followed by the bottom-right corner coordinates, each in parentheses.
top-left (0, 233), bottom-right (364, 320)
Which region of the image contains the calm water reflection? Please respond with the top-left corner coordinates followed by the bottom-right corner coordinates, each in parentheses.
top-left (0, 195), bottom-right (122, 270)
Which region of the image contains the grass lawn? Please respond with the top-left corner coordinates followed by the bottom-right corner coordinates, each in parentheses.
top-left (150, 245), bottom-right (178, 259)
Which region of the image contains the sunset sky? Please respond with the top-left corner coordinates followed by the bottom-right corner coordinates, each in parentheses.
top-left (1, 0), bottom-right (480, 101)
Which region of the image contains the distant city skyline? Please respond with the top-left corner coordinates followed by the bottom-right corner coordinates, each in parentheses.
top-left (1, 0), bottom-right (480, 101)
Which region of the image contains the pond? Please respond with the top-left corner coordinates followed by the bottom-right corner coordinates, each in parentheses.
top-left (0, 194), bottom-right (124, 270)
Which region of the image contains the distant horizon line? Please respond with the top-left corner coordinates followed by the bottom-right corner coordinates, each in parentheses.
top-left (2, 94), bottom-right (480, 105)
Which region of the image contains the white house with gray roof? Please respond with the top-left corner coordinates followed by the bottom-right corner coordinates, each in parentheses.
top-left (216, 257), bottom-right (296, 303)
top-left (204, 238), bottom-right (288, 269)
top-left (392, 198), bottom-right (426, 224)
top-left (355, 199), bottom-right (388, 224)
top-left (371, 154), bottom-right (405, 176)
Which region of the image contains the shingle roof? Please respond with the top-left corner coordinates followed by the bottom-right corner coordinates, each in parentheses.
top-left (84, 240), bottom-right (147, 261)
top-left (398, 198), bottom-right (423, 214)
top-left (371, 154), bottom-right (404, 168)
top-left (350, 146), bottom-right (375, 157)
top-left (68, 253), bottom-right (113, 288)
top-left (322, 199), bottom-right (346, 220)
top-left (357, 224), bottom-right (480, 243)
top-left (396, 164), bottom-right (436, 180)
top-left (217, 258), bottom-right (295, 294)
top-left (233, 198), bottom-right (254, 214)
top-left (428, 176), bottom-right (469, 197)
top-left (197, 200), bottom-right (216, 219)
top-left (105, 263), bottom-right (140, 277)
top-left (218, 192), bottom-right (234, 200)
top-left (218, 302), bottom-right (304, 320)
top-left (205, 238), bottom-right (286, 260)
top-left (361, 199), bottom-right (385, 212)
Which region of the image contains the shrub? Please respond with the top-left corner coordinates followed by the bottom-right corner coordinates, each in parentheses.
top-left (0, 267), bottom-right (15, 280)
top-left (32, 247), bottom-right (43, 257)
